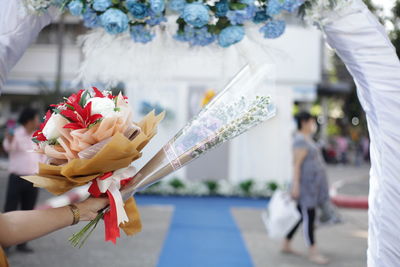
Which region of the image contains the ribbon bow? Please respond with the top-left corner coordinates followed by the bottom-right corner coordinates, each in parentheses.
top-left (88, 166), bottom-right (137, 243)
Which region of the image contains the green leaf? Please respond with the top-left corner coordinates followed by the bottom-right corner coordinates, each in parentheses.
top-left (176, 17), bottom-right (185, 25)
top-left (207, 25), bottom-right (220, 34)
top-left (204, 180), bottom-right (219, 194)
top-left (65, 104), bottom-right (75, 110)
top-left (79, 90), bottom-right (90, 107)
top-left (229, 2), bottom-right (247, 10)
top-left (169, 178), bottom-right (185, 189)
top-left (88, 119), bottom-right (102, 129)
top-left (215, 17), bottom-right (231, 30)
top-left (111, 0), bottom-right (120, 4)
top-left (177, 17), bottom-right (186, 33)
top-left (267, 181), bottom-right (279, 192)
top-left (239, 180), bottom-right (254, 195)
top-left (48, 139), bottom-right (59, 145)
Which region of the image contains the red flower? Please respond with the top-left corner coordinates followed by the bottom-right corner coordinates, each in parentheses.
top-left (93, 87), bottom-right (129, 101)
top-left (32, 110), bottom-right (52, 142)
top-left (66, 89), bottom-right (85, 106)
top-left (93, 87), bottom-right (105, 98)
top-left (49, 90), bottom-right (86, 109)
top-left (61, 101), bottom-right (102, 130)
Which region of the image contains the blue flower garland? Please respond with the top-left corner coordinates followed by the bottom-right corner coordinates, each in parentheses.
top-left (35, 0), bottom-right (320, 47)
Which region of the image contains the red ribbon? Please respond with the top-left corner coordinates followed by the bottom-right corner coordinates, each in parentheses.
top-left (104, 190), bottom-right (120, 244)
top-left (88, 172), bottom-right (125, 244)
top-left (88, 179), bottom-right (102, 197)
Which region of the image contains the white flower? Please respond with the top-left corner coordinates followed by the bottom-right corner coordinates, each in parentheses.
top-left (87, 97), bottom-right (116, 118)
top-left (43, 114), bottom-right (61, 140)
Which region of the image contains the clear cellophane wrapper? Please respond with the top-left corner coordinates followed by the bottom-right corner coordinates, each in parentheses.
top-left (120, 64), bottom-right (276, 197)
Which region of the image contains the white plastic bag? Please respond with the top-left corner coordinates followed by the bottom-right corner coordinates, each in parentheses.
top-left (262, 190), bottom-right (301, 239)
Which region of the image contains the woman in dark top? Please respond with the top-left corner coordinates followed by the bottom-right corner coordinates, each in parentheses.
top-left (281, 112), bottom-right (330, 265)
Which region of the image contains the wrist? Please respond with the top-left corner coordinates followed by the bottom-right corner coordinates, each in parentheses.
top-left (75, 202), bottom-right (90, 221)
top-left (68, 204), bottom-right (80, 225)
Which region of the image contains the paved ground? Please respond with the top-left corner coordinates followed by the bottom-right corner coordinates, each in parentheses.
top-left (233, 208), bottom-right (368, 267)
top-left (326, 164), bottom-right (370, 197)
top-left (0, 163), bottom-right (370, 267)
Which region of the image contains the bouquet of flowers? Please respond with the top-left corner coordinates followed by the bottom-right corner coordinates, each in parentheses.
top-left (23, 88), bottom-right (164, 245)
top-left (71, 63), bottom-right (277, 247)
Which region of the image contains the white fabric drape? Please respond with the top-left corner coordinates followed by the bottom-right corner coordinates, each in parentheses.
top-left (0, 0), bottom-right (55, 91)
top-left (320, 0), bottom-right (400, 265)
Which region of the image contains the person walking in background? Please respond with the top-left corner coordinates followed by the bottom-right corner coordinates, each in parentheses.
top-left (2, 107), bottom-right (43, 253)
top-left (282, 111), bottom-right (330, 265)
top-left (335, 135), bottom-right (349, 164)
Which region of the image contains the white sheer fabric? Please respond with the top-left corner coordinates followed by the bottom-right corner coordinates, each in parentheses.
top-left (0, 0), bottom-right (55, 91)
top-left (320, 0), bottom-right (400, 265)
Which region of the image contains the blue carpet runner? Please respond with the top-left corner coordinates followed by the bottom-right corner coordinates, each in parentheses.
top-left (136, 195), bottom-right (267, 267)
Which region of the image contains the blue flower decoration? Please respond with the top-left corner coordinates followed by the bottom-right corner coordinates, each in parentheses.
top-left (266, 0), bottom-right (282, 16)
top-left (182, 3), bottom-right (210, 28)
top-left (259, 19), bottom-right (286, 38)
top-left (226, 5), bottom-right (256, 25)
top-left (130, 25), bottom-right (155, 43)
top-left (100, 9), bottom-right (129, 34)
top-left (281, 0), bottom-right (304, 12)
top-left (168, 0), bottom-right (186, 12)
top-left (93, 0), bottom-right (112, 11)
top-left (67, 0), bottom-right (84, 16)
top-left (218, 26), bottom-right (245, 48)
top-left (146, 10), bottom-right (167, 26)
top-left (83, 8), bottom-right (100, 28)
top-left (150, 0), bottom-right (165, 14)
top-left (175, 25), bottom-right (216, 46)
top-left (215, 0), bottom-right (229, 17)
top-left (253, 10), bottom-right (269, 23)
top-left (126, 0), bottom-right (149, 19)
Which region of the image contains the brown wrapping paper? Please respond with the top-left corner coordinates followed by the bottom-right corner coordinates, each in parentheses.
top-left (120, 197), bottom-right (142, 236)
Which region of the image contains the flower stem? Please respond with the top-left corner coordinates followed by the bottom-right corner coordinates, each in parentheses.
top-left (69, 211), bottom-right (104, 248)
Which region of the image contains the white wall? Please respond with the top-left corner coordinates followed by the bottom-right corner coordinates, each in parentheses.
top-left (124, 81), bottom-right (189, 181)
top-left (229, 85), bottom-right (294, 184)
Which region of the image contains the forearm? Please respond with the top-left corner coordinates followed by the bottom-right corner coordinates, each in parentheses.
top-left (292, 166), bottom-right (301, 186)
top-left (0, 207), bottom-right (73, 247)
top-left (0, 197), bottom-right (107, 247)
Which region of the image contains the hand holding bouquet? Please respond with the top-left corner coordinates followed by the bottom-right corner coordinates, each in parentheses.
top-left (23, 88), bottom-right (164, 245)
